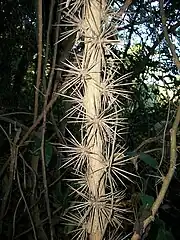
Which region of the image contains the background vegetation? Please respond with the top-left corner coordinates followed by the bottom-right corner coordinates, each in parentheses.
top-left (0, 0), bottom-right (179, 239)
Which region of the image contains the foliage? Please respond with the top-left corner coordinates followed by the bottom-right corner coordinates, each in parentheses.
top-left (0, 0), bottom-right (179, 239)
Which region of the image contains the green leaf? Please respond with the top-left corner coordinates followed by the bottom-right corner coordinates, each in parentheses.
top-left (140, 193), bottom-right (154, 208)
top-left (45, 141), bottom-right (53, 166)
top-left (139, 152), bottom-right (158, 169)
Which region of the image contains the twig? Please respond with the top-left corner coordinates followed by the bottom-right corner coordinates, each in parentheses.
top-left (19, 152), bottom-right (37, 197)
top-left (159, 0), bottom-right (180, 70)
top-left (0, 116), bottom-right (30, 132)
top-left (0, 127), bottom-right (21, 226)
top-left (19, 94), bottom-right (58, 146)
top-left (34, 0), bottom-right (43, 122)
top-left (42, 0), bottom-right (55, 91)
top-left (135, 134), bottom-right (165, 152)
top-left (0, 112), bottom-right (33, 117)
top-left (118, 0), bottom-right (133, 18)
top-left (0, 157), bottom-right (10, 179)
top-left (16, 170), bottom-right (38, 240)
top-left (41, 108), bottom-right (54, 240)
top-left (12, 197), bottom-right (22, 239)
top-left (144, 102), bottom-right (180, 222)
top-left (45, 1), bottom-right (61, 101)
top-left (158, 100), bottom-right (171, 168)
top-left (14, 206), bottom-right (62, 239)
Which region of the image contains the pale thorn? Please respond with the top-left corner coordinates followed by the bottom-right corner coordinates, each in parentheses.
top-left (57, 128), bottom-right (91, 171)
top-left (61, 211), bottom-right (88, 240)
top-left (57, 91), bottom-right (85, 121)
top-left (57, 58), bottom-right (98, 94)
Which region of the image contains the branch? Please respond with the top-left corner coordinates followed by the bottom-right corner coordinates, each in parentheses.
top-left (123, 4), bottom-right (142, 58)
top-left (34, 0), bottom-right (43, 122)
top-left (134, 21), bottom-right (180, 75)
top-left (131, 102), bottom-right (180, 240)
top-left (159, 0), bottom-right (180, 71)
top-left (135, 134), bottom-right (166, 152)
top-left (42, 0), bottom-right (55, 91)
top-left (14, 206), bottom-right (62, 239)
top-left (16, 170), bottom-right (38, 240)
top-left (38, 2), bottom-right (61, 239)
top-left (117, 0), bottom-right (133, 18)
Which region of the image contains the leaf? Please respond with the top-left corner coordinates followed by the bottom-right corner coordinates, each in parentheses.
top-left (45, 141), bottom-right (53, 166)
top-left (140, 193), bottom-right (154, 208)
top-left (139, 152), bottom-right (158, 169)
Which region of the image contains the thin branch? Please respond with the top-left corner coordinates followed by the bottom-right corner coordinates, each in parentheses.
top-left (34, 0), bottom-right (43, 122)
top-left (123, 4), bottom-right (141, 58)
top-left (158, 91), bottom-right (171, 168)
top-left (16, 170), bottom-right (38, 240)
top-left (117, 0), bottom-right (133, 18)
top-left (45, 5), bottom-right (61, 102)
top-left (19, 94), bottom-right (58, 146)
top-left (134, 21), bottom-right (180, 75)
top-left (14, 206), bottom-right (62, 239)
top-left (38, 7), bottom-right (62, 237)
top-left (135, 134), bottom-right (166, 152)
top-left (159, 0), bottom-right (180, 70)
top-left (41, 109), bottom-right (54, 240)
top-left (0, 127), bottom-right (21, 226)
top-left (0, 116), bottom-right (33, 134)
top-left (42, 0), bottom-right (55, 91)
top-left (12, 197), bottom-right (22, 239)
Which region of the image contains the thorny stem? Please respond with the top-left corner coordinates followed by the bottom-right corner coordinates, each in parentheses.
top-left (83, 0), bottom-right (106, 238)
